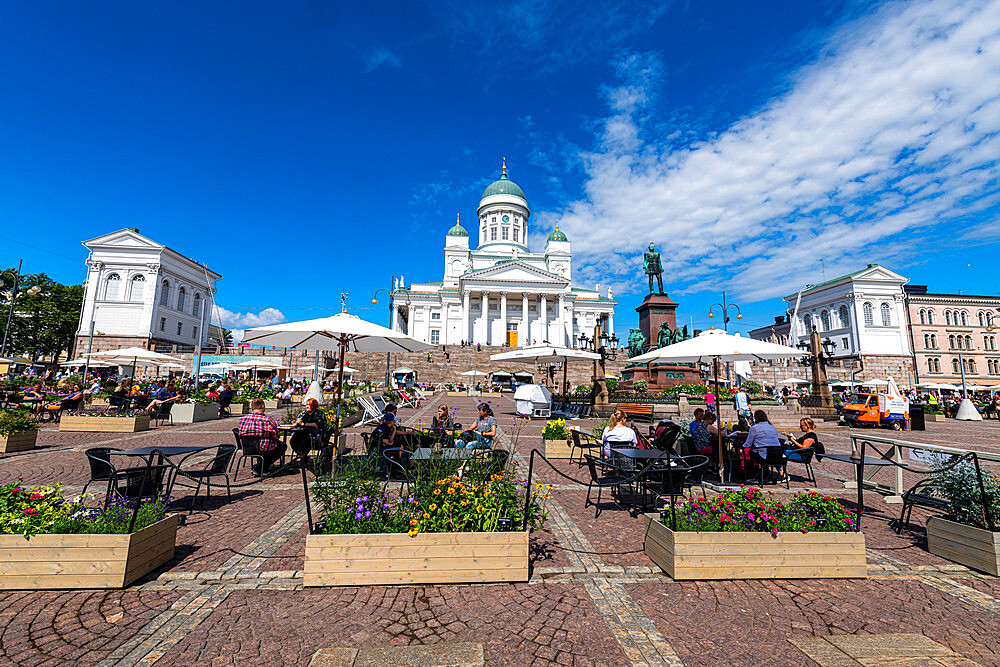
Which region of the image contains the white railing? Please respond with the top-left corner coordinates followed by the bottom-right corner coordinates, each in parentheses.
top-left (847, 432), bottom-right (1000, 501)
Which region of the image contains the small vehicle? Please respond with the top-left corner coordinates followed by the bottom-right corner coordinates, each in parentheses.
top-left (841, 392), bottom-right (909, 430)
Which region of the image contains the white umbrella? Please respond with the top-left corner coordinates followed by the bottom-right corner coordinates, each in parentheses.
top-left (60, 357), bottom-right (111, 367)
top-left (860, 379), bottom-right (889, 387)
top-left (779, 377), bottom-right (810, 385)
top-left (242, 313), bottom-right (432, 469)
top-left (630, 328), bottom-right (804, 470)
top-left (460, 370), bottom-right (489, 376)
top-left (491, 344), bottom-right (601, 401)
top-left (200, 362), bottom-right (234, 372)
top-left (87, 347), bottom-right (183, 364)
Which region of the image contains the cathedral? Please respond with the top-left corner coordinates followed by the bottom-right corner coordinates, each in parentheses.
top-left (390, 161), bottom-right (617, 347)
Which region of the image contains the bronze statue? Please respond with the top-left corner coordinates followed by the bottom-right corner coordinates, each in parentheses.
top-left (643, 242), bottom-right (664, 294)
top-left (627, 328), bottom-right (647, 357)
top-left (656, 323), bottom-right (689, 348)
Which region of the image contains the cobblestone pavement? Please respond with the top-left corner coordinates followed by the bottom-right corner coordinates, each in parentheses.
top-left (1, 394), bottom-right (999, 666)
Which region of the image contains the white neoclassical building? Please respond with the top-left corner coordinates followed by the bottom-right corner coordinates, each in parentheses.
top-left (391, 162), bottom-right (617, 347)
top-left (74, 229), bottom-right (221, 354)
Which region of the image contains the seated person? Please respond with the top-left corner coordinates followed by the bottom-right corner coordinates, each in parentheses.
top-left (431, 405), bottom-right (455, 437)
top-left (689, 408), bottom-right (705, 436)
top-left (144, 388), bottom-right (181, 413)
top-left (279, 385), bottom-right (294, 402)
top-left (743, 410), bottom-right (783, 480)
top-left (457, 403), bottom-right (496, 449)
top-left (23, 384), bottom-right (46, 414)
top-left (779, 418), bottom-right (821, 480)
top-left (371, 413), bottom-right (399, 475)
top-left (44, 384), bottom-right (84, 420)
top-left (601, 409), bottom-right (638, 457)
top-left (238, 398), bottom-right (285, 475)
top-left (290, 398), bottom-right (328, 459)
top-left (691, 414), bottom-right (713, 456)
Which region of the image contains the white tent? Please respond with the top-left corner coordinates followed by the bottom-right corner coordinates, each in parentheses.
top-left (514, 384), bottom-right (553, 418)
top-left (491, 344), bottom-right (601, 400)
top-left (860, 379), bottom-right (889, 387)
top-left (60, 357), bottom-right (112, 367)
top-left (460, 370), bottom-right (489, 377)
top-left (779, 377), bottom-right (810, 385)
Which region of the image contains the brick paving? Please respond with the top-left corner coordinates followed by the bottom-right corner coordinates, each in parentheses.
top-left (1, 393), bottom-right (999, 666)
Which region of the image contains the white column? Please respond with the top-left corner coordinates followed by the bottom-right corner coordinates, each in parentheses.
top-left (521, 293), bottom-right (529, 347)
top-left (500, 292), bottom-right (508, 346)
top-left (407, 304), bottom-right (415, 337)
top-left (540, 295), bottom-right (548, 343)
top-left (462, 290), bottom-right (471, 344)
top-left (609, 313), bottom-right (614, 340)
top-left (556, 294), bottom-right (565, 347)
top-left (480, 291), bottom-right (490, 345)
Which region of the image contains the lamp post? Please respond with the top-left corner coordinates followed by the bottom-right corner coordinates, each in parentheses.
top-left (578, 323), bottom-right (618, 405)
top-left (1, 261), bottom-right (42, 358)
top-left (708, 291), bottom-right (742, 383)
top-left (372, 279), bottom-right (410, 389)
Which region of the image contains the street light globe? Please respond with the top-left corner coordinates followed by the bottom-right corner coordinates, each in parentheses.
top-left (371, 298), bottom-right (378, 305)
top-left (26, 286), bottom-right (41, 296)
top-left (736, 313), bottom-right (743, 320)
top-left (707, 312), bottom-right (714, 318)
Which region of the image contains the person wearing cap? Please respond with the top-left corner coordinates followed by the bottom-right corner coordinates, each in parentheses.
top-left (371, 411), bottom-right (398, 452)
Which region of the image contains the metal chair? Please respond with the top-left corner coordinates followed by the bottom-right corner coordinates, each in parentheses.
top-left (569, 429), bottom-right (602, 466)
top-left (149, 401), bottom-right (174, 427)
top-left (645, 456), bottom-right (710, 525)
top-left (82, 447), bottom-right (120, 496)
top-left (232, 428), bottom-right (265, 481)
top-left (782, 446), bottom-right (819, 487)
top-left (583, 454), bottom-right (628, 518)
top-left (105, 462), bottom-right (175, 509)
top-left (381, 447), bottom-right (413, 495)
top-left (176, 444), bottom-right (238, 509)
top-left (752, 446), bottom-right (786, 485)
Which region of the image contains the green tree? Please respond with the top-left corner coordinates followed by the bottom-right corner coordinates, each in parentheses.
top-left (0, 270), bottom-right (84, 361)
top-left (222, 328), bottom-right (234, 346)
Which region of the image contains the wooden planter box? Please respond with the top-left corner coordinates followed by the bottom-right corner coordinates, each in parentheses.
top-left (236, 400), bottom-right (281, 414)
top-left (171, 403), bottom-right (220, 424)
top-left (642, 514), bottom-right (867, 580)
top-left (543, 437), bottom-right (574, 459)
top-left (90, 397), bottom-right (110, 407)
top-left (59, 415), bottom-right (151, 433)
top-left (0, 430), bottom-right (38, 454)
top-left (926, 516), bottom-right (1000, 576)
top-left (304, 530), bottom-right (529, 587)
top-left (0, 515), bottom-right (179, 590)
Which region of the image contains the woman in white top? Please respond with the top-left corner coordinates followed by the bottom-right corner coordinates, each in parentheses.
top-left (601, 409), bottom-right (638, 457)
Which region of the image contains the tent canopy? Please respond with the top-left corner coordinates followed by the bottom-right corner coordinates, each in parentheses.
top-left (393, 367), bottom-right (416, 375)
top-left (514, 383), bottom-right (552, 404)
top-left (459, 370), bottom-right (488, 377)
top-left (779, 377), bottom-right (810, 385)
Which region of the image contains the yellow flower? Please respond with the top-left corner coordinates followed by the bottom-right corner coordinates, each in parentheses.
top-left (447, 487), bottom-right (456, 494)
top-left (477, 505), bottom-right (484, 513)
top-left (483, 489), bottom-right (492, 497)
top-left (434, 489), bottom-right (441, 495)
top-left (423, 513), bottom-right (430, 519)
top-left (408, 528), bottom-right (419, 537)
top-left (461, 500), bottom-right (468, 506)
top-left (409, 519), bottom-right (417, 526)
top-left (429, 503), bottom-right (437, 511)
top-left (544, 495), bottom-right (551, 500)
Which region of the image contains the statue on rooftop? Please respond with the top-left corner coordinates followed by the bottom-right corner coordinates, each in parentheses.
top-left (643, 243), bottom-right (664, 294)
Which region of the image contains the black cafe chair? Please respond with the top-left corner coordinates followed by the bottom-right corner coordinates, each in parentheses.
top-left (82, 447), bottom-right (120, 496)
top-left (176, 444), bottom-right (238, 509)
top-left (584, 454), bottom-right (628, 518)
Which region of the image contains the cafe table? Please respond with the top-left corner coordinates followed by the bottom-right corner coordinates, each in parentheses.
top-left (411, 447), bottom-right (477, 461)
top-left (820, 452), bottom-right (895, 530)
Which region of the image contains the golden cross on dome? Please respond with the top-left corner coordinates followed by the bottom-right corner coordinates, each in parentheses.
top-left (456, 213), bottom-right (460, 224)
top-left (502, 156), bottom-right (507, 176)
top-left (555, 218), bottom-right (559, 230)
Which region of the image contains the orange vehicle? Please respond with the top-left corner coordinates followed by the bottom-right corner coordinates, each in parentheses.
top-left (841, 392), bottom-right (909, 430)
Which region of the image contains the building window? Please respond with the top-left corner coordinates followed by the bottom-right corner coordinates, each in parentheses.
top-left (929, 333), bottom-right (937, 348)
top-left (966, 335), bottom-right (974, 349)
top-left (952, 358), bottom-right (961, 374)
top-left (961, 311), bottom-right (968, 326)
top-left (490, 227), bottom-right (497, 241)
top-left (513, 227), bottom-right (519, 242)
top-left (928, 310), bottom-right (935, 324)
top-left (803, 314), bottom-right (813, 333)
top-left (967, 359), bottom-right (977, 374)
top-left (176, 322), bottom-right (183, 336)
top-left (820, 310), bottom-right (831, 331)
top-left (501, 226), bottom-right (509, 240)
top-left (129, 275), bottom-right (145, 302)
top-left (177, 286), bottom-right (186, 312)
top-left (988, 313), bottom-right (995, 327)
top-left (192, 325), bottom-right (198, 340)
top-left (928, 358), bottom-right (940, 374)
top-left (839, 305), bottom-right (850, 328)
top-left (986, 335), bottom-right (997, 350)
top-left (924, 334), bottom-right (930, 348)
top-left (919, 310), bottom-right (926, 325)
top-left (979, 312), bottom-right (986, 327)
top-left (880, 303), bottom-right (892, 326)
top-left (863, 303), bottom-right (874, 326)
top-left (193, 293), bottom-right (202, 317)
top-left (160, 279), bottom-right (170, 306)
top-left (945, 311), bottom-right (952, 326)
top-left (430, 330), bottom-right (440, 345)
top-left (159, 317), bottom-right (166, 332)
top-left (841, 337), bottom-right (849, 349)
top-left (949, 334), bottom-right (956, 349)
top-left (103, 273), bottom-right (121, 300)
top-left (431, 311), bottom-right (441, 320)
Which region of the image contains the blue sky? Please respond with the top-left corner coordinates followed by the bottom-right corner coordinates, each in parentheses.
top-left (1, 0), bottom-right (998, 338)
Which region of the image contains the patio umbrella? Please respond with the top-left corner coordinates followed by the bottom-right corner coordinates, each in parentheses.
top-left (87, 347), bottom-right (183, 380)
top-left (242, 313), bottom-right (432, 471)
top-left (778, 377), bottom-right (810, 385)
top-left (631, 328), bottom-right (805, 472)
top-left (491, 344), bottom-right (601, 402)
top-left (59, 357), bottom-right (111, 367)
top-left (860, 379), bottom-right (889, 387)
top-left (459, 370), bottom-right (489, 376)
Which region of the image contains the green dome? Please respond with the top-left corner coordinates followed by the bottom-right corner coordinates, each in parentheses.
top-left (547, 227), bottom-right (568, 242)
top-left (447, 223), bottom-right (468, 237)
top-left (481, 173), bottom-right (526, 200)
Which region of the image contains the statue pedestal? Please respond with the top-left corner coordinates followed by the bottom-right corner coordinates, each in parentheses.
top-left (636, 293), bottom-right (679, 345)
top-left (624, 293), bottom-right (694, 391)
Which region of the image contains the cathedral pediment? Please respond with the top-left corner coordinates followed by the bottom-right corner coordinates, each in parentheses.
top-left (462, 260), bottom-right (567, 286)
top-left (84, 229), bottom-right (165, 250)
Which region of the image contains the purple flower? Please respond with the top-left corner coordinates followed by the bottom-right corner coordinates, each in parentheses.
top-left (355, 511), bottom-right (363, 520)
top-left (364, 510), bottom-right (371, 518)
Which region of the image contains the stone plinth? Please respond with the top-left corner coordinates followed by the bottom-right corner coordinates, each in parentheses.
top-left (626, 292), bottom-right (692, 390)
top-left (636, 293), bottom-right (679, 345)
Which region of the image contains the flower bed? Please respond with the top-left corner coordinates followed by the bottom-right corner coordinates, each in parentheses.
top-left (304, 457), bottom-right (548, 586)
top-left (0, 410), bottom-right (38, 454)
top-left (59, 412), bottom-right (151, 432)
top-left (542, 419), bottom-right (573, 459)
top-left (643, 488), bottom-right (866, 580)
top-left (0, 483), bottom-right (177, 589)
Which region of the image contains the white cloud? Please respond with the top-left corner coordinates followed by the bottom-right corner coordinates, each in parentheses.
top-left (364, 47), bottom-right (402, 72)
top-left (217, 307), bottom-right (286, 329)
top-left (556, 0), bottom-right (1000, 302)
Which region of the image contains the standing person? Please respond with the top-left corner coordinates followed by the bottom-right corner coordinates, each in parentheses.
top-left (704, 389), bottom-right (716, 415)
top-left (734, 384), bottom-right (753, 424)
top-left (238, 398), bottom-right (285, 475)
top-left (601, 409), bottom-right (638, 458)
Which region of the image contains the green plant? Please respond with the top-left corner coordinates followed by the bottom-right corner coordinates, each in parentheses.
top-left (542, 418), bottom-right (570, 440)
top-left (934, 461), bottom-right (1000, 530)
top-left (666, 488), bottom-right (856, 535)
top-left (188, 391), bottom-right (215, 404)
top-left (741, 380), bottom-right (762, 395)
top-left (0, 482), bottom-right (78, 538)
top-left (573, 384), bottom-right (592, 396)
top-left (606, 378), bottom-right (618, 393)
top-left (633, 379), bottom-right (649, 393)
top-left (591, 417), bottom-right (610, 438)
top-left (238, 385), bottom-right (278, 401)
top-left (0, 410), bottom-right (37, 436)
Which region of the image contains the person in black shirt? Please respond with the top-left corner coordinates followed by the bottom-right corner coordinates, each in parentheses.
top-left (291, 398), bottom-right (328, 459)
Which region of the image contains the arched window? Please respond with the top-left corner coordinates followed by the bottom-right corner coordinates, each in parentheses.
top-left (880, 303), bottom-right (892, 326)
top-left (949, 335), bottom-right (956, 349)
top-left (923, 334), bottom-right (930, 348)
top-left (966, 335), bottom-right (973, 349)
top-left (863, 303), bottom-right (874, 326)
top-left (988, 313), bottom-right (995, 327)
top-left (177, 286), bottom-right (186, 312)
top-left (803, 314), bottom-right (813, 334)
top-left (968, 359), bottom-right (977, 374)
top-left (919, 310), bottom-right (926, 325)
top-left (129, 275), bottom-right (145, 302)
top-left (193, 293), bottom-right (202, 317)
top-left (953, 358), bottom-right (961, 374)
top-left (946, 311), bottom-right (953, 326)
top-left (160, 280), bottom-right (170, 306)
top-left (930, 334), bottom-right (937, 348)
top-left (103, 273), bottom-right (121, 300)
top-left (979, 312), bottom-right (985, 327)
top-left (928, 310), bottom-right (935, 324)
top-left (839, 305), bottom-right (850, 328)
top-left (961, 311), bottom-right (968, 326)
top-left (820, 310), bottom-right (831, 331)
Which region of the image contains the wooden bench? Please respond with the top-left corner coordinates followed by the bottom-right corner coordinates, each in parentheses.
top-left (617, 403), bottom-right (654, 424)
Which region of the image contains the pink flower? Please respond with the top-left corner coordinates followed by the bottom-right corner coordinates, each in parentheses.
top-left (30, 493), bottom-right (43, 500)
top-left (23, 508), bottom-right (38, 515)
top-left (747, 512), bottom-right (756, 521)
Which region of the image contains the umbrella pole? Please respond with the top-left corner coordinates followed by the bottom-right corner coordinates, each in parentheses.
top-left (562, 361), bottom-right (568, 404)
top-left (713, 357), bottom-right (724, 479)
top-left (330, 336), bottom-right (347, 474)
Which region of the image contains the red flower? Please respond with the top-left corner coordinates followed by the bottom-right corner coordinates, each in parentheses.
top-left (30, 493), bottom-right (43, 500)
top-left (23, 508), bottom-right (38, 515)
